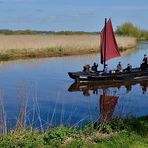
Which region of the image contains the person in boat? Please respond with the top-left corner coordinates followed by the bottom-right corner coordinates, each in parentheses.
top-left (91, 62), bottom-right (98, 72)
top-left (124, 64), bottom-right (132, 72)
top-left (83, 64), bottom-right (90, 72)
top-left (116, 61), bottom-right (123, 73)
top-left (140, 54), bottom-right (148, 70)
top-left (103, 64), bottom-right (109, 74)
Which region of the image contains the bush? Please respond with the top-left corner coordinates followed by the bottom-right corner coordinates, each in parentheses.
top-left (116, 22), bottom-right (141, 39)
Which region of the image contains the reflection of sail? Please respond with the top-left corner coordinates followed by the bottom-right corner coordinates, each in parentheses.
top-left (99, 89), bottom-right (119, 121)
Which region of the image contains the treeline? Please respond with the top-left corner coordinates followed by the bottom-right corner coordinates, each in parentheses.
top-left (0, 29), bottom-right (97, 35)
top-left (1, 22), bottom-right (148, 40)
top-left (115, 22), bottom-right (148, 40)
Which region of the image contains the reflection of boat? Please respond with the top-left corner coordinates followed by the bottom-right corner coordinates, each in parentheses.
top-left (68, 18), bottom-right (148, 82)
top-left (68, 82), bottom-right (120, 121)
top-left (68, 80), bottom-right (148, 121)
top-left (68, 80), bottom-right (148, 95)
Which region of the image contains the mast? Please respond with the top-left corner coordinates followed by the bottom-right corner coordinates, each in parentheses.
top-left (103, 18), bottom-right (107, 69)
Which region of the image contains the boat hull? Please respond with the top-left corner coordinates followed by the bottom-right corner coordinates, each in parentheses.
top-left (68, 68), bottom-right (148, 83)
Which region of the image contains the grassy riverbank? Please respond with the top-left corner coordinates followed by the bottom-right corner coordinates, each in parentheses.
top-left (0, 116), bottom-right (147, 148)
top-left (0, 35), bottom-right (136, 61)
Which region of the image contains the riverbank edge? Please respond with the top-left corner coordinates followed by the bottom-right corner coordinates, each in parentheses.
top-left (0, 116), bottom-right (147, 147)
top-left (0, 45), bottom-right (136, 61)
top-left (0, 36), bottom-right (137, 61)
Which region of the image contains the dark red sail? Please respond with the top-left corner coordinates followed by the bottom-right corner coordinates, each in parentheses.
top-left (100, 19), bottom-right (121, 64)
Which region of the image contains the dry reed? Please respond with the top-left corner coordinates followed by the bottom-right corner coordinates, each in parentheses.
top-left (0, 35), bottom-right (137, 60)
top-left (0, 34), bottom-right (136, 50)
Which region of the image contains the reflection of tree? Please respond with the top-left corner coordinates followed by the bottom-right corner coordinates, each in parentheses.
top-left (99, 89), bottom-right (119, 122)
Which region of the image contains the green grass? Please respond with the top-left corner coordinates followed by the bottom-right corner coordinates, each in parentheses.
top-left (0, 116), bottom-right (147, 148)
top-left (92, 131), bottom-right (148, 148)
top-left (0, 47), bottom-right (66, 61)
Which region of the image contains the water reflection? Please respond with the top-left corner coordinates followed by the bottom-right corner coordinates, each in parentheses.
top-left (100, 89), bottom-right (119, 121)
top-left (68, 80), bottom-right (148, 95)
top-left (68, 80), bottom-right (148, 121)
top-left (1, 79), bottom-right (147, 135)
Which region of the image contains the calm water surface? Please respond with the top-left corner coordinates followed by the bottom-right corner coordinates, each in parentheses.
top-left (0, 42), bottom-right (147, 131)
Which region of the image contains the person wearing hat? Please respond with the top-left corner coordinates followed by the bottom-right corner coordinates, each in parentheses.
top-left (142, 54), bottom-right (147, 64)
top-left (140, 54), bottom-right (148, 70)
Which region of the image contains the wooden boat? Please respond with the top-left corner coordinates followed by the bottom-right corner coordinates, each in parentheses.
top-left (68, 68), bottom-right (148, 83)
top-left (68, 18), bottom-right (148, 82)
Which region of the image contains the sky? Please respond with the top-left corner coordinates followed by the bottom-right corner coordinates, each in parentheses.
top-left (0, 0), bottom-right (148, 31)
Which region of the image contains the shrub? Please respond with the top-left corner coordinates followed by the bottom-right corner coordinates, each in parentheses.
top-left (116, 22), bottom-right (141, 39)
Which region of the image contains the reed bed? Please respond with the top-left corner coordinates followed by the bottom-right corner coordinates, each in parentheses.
top-left (0, 35), bottom-right (137, 60)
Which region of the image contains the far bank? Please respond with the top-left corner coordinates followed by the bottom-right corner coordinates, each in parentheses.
top-left (0, 35), bottom-right (137, 61)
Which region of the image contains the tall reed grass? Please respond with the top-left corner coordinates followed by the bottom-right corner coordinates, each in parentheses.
top-left (0, 35), bottom-right (137, 60)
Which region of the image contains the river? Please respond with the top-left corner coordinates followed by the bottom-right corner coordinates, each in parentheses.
top-left (0, 42), bottom-right (147, 132)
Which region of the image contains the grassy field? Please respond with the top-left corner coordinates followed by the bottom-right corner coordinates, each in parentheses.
top-left (0, 34), bottom-right (137, 61)
top-left (0, 116), bottom-right (147, 148)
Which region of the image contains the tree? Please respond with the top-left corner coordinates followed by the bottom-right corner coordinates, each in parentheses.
top-left (116, 22), bottom-right (141, 39)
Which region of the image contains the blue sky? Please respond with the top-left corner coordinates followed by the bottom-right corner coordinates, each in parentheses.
top-left (0, 0), bottom-right (148, 31)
